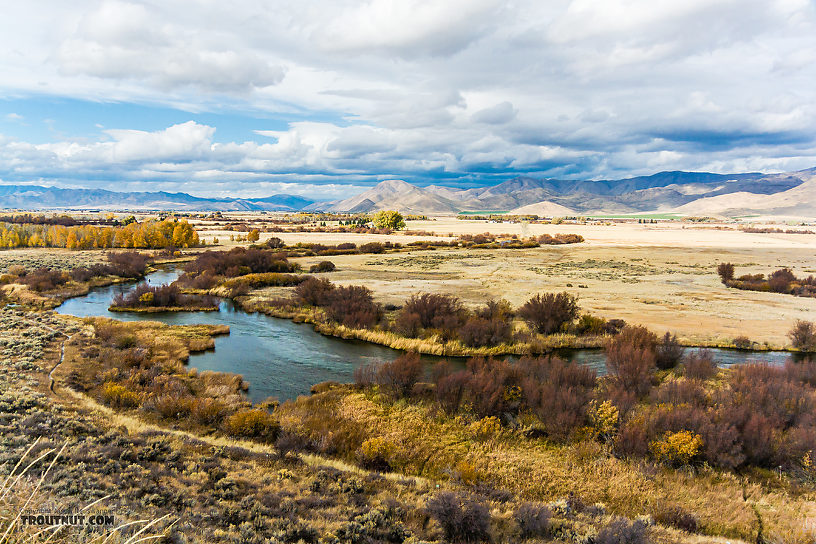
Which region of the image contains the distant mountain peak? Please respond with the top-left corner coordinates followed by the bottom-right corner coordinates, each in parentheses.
top-left (0, 185), bottom-right (315, 212)
top-left (0, 167), bottom-right (812, 217)
top-left (375, 179), bottom-right (415, 191)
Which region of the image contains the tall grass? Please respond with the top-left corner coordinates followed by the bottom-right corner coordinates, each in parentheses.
top-left (0, 439), bottom-right (170, 544)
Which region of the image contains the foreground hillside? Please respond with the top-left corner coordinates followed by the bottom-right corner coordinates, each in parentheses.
top-left (2, 302), bottom-right (813, 543)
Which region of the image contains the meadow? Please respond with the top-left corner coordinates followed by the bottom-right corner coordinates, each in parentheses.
top-left (0, 211), bottom-right (815, 543)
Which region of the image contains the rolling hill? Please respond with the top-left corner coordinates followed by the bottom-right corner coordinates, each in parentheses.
top-left (0, 167), bottom-right (813, 217)
top-left (0, 186), bottom-right (314, 212)
top-left (307, 168), bottom-right (813, 217)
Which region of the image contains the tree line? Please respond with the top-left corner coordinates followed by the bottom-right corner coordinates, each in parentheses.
top-left (0, 218), bottom-right (199, 249)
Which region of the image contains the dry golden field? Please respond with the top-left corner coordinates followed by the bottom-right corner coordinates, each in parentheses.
top-left (223, 217), bottom-right (816, 349)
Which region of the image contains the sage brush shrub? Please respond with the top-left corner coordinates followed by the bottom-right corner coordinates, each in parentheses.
top-left (425, 492), bottom-right (491, 544)
top-left (654, 505), bottom-right (699, 533)
top-left (514, 502), bottom-right (551, 538)
top-left (518, 292), bottom-right (579, 334)
top-left (595, 517), bottom-right (649, 544)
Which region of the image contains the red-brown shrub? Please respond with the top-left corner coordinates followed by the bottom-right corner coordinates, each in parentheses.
top-left (682, 351), bottom-right (717, 381)
top-left (324, 285), bottom-right (381, 328)
top-left (295, 277), bottom-right (335, 306)
top-left (518, 292), bottom-right (579, 334)
top-left (359, 242), bottom-right (385, 254)
top-left (401, 293), bottom-right (463, 329)
top-left (785, 357), bottom-right (816, 386)
top-left (606, 383), bottom-right (638, 416)
top-left (374, 353), bottom-right (423, 397)
top-left (309, 260), bottom-right (336, 273)
top-left (18, 268), bottom-right (68, 291)
top-left (436, 370), bottom-right (470, 414)
top-left (605, 343), bottom-right (655, 398)
top-left (655, 332), bottom-right (683, 370)
top-left (184, 247), bottom-right (296, 277)
top-left (476, 299), bottom-right (513, 320)
top-left (458, 316), bottom-right (512, 347)
top-left (789, 320), bottom-right (816, 351)
top-left (614, 416), bottom-right (649, 458)
top-left (111, 282), bottom-right (217, 309)
top-left (716, 262), bottom-right (734, 284)
top-left (353, 363), bottom-right (377, 387)
top-left (106, 251), bottom-right (151, 278)
top-left (769, 268), bottom-right (796, 293)
top-left (393, 311), bottom-right (423, 338)
top-left (651, 380), bottom-right (707, 406)
top-left (609, 325), bottom-right (659, 352)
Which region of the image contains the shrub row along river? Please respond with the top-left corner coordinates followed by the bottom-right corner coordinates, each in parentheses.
top-left (56, 266), bottom-right (796, 403)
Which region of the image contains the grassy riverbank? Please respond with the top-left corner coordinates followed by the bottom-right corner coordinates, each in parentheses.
top-left (34, 313), bottom-right (816, 543)
top-left (236, 296), bottom-right (608, 356)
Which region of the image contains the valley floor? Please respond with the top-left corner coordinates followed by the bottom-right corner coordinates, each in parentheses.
top-left (228, 218), bottom-right (816, 349)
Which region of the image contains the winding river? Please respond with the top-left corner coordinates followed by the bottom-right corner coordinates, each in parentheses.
top-left (56, 266), bottom-right (797, 402)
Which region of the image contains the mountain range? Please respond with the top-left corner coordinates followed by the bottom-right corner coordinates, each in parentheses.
top-left (304, 168), bottom-right (816, 217)
top-left (1, 167), bottom-right (814, 217)
top-left (0, 186), bottom-right (313, 212)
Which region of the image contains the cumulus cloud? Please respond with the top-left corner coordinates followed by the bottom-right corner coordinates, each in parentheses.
top-left (0, 0), bottom-right (814, 193)
top-left (472, 102), bottom-right (517, 125)
top-left (56, 0), bottom-right (285, 92)
top-left (313, 0), bottom-right (503, 57)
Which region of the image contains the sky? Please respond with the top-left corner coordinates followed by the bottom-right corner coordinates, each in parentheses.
top-left (1, 0), bottom-right (815, 199)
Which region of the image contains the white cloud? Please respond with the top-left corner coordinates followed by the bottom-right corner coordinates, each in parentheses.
top-left (0, 0), bottom-right (814, 192)
top-left (313, 0), bottom-right (503, 57)
top-left (56, 0), bottom-right (285, 92)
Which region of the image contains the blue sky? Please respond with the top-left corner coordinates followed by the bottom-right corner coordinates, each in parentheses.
top-left (1, 0), bottom-right (815, 199)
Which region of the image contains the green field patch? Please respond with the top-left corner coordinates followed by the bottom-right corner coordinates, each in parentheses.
top-left (457, 210), bottom-right (510, 215)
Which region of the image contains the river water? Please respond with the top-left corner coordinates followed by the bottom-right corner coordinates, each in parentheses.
top-left (55, 267), bottom-right (797, 402)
